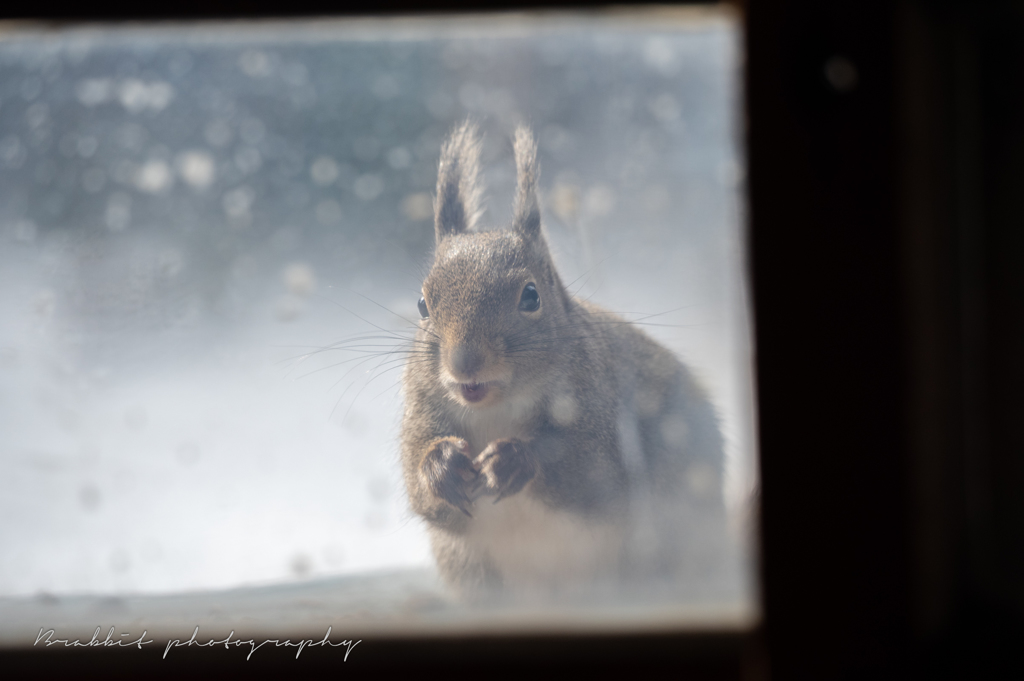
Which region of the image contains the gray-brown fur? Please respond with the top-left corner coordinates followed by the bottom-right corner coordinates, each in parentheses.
top-left (401, 122), bottom-right (729, 595)
top-left (434, 120), bottom-right (483, 240)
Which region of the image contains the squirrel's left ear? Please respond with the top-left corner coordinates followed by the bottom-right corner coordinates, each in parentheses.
top-left (511, 126), bottom-right (541, 242)
top-left (434, 121), bottom-right (484, 242)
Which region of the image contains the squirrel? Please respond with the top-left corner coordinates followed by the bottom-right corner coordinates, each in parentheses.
top-left (400, 121), bottom-right (731, 596)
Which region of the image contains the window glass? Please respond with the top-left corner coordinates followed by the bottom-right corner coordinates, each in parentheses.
top-left (0, 8), bottom-right (755, 631)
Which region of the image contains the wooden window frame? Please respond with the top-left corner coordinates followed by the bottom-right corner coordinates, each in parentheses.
top-left (2, 1), bottom-right (1023, 677)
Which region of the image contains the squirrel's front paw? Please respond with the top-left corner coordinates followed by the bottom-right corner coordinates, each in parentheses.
top-left (420, 438), bottom-right (482, 517)
top-left (474, 439), bottom-right (537, 503)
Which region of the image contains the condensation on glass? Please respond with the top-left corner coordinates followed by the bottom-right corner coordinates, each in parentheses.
top-left (0, 8), bottom-right (756, 636)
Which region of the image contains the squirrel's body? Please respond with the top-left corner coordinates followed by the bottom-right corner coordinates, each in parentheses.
top-left (400, 123), bottom-right (728, 594)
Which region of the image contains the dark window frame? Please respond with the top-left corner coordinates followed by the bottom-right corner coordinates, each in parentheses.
top-left (2, 1), bottom-right (1023, 678)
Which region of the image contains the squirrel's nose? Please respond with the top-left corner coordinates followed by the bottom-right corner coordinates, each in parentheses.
top-left (448, 345), bottom-right (485, 380)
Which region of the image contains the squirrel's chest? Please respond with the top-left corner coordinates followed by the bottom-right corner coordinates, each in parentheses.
top-left (466, 493), bottom-right (626, 587)
top-left (455, 393), bottom-right (537, 456)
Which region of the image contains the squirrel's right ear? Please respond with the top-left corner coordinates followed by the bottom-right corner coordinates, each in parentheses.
top-left (511, 126), bottom-right (541, 242)
top-left (434, 121), bottom-right (483, 242)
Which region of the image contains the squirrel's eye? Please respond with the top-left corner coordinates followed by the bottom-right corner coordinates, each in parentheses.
top-left (519, 283), bottom-right (540, 312)
top-left (418, 297), bottom-right (429, 319)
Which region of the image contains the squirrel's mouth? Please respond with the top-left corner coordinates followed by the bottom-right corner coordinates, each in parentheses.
top-left (459, 382), bottom-right (490, 403)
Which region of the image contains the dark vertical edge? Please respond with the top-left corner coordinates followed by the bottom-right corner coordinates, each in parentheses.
top-left (894, 0), bottom-right (961, 642)
top-left (895, 2), bottom-right (1024, 676)
top-left (975, 0), bottom-right (1024, 619)
top-left (746, 1), bottom-right (913, 677)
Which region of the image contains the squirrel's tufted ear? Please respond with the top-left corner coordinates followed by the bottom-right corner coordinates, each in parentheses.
top-left (434, 121), bottom-right (484, 242)
top-left (512, 126), bottom-right (541, 241)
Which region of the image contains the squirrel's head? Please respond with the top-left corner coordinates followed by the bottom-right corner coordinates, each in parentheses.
top-left (419, 123), bottom-right (568, 410)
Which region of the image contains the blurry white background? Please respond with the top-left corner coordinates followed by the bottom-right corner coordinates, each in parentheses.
top-left (0, 10), bottom-right (753, 597)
